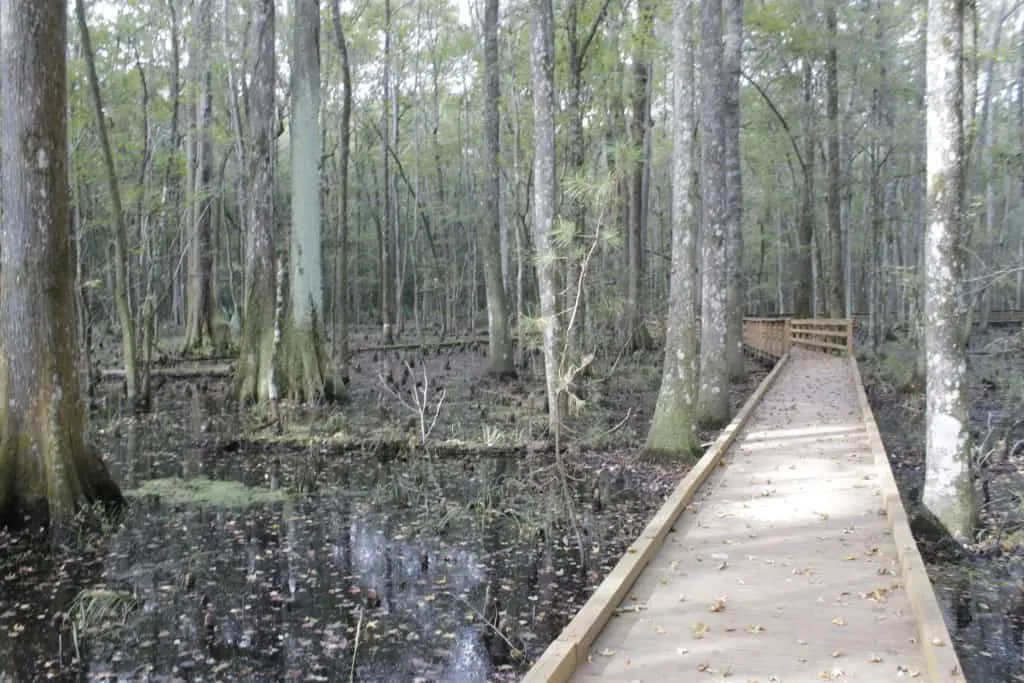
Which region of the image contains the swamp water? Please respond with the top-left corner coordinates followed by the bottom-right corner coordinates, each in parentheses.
top-left (0, 419), bottom-right (656, 682)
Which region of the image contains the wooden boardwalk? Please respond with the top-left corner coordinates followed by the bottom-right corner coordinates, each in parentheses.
top-left (525, 348), bottom-right (964, 682)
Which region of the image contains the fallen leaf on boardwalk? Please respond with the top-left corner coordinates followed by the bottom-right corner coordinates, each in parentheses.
top-left (868, 653), bottom-right (883, 663)
top-left (816, 511), bottom-right (830, 521)
top-left (597, 648), bottom-right (616, 657)
top-left (831, 650), bottom-right (842, 657)
top-left (697, 661), bottom-right (711, 672)
top-left (710, 597), bottom-right (727, 612)
top-left (864, 587), bottom-right (890, 602)
top-left (745, 624), bottom-right (765, 633)
top-left (930, 637), bottom-right (946, 646)
top-left (693, 622), bottom-right (709, 638)
top-left (654, 625), bottom-right (666, 635)
top-left (818, 667), bottom-right (846, 679)
top-left (843, 554), bottom-right (857, 560)
top-left (831, 617), bottom-right (846, 626)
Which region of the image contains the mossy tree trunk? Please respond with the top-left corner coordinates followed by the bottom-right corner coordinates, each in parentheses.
top-left (646, 0), bottom-right (699, 459)
top-left (236, 0), bottom-right (277, 405)
top-left (0, 0), bottom-right (123, 528)
top-left (283, 0), bottom-right (330, 403)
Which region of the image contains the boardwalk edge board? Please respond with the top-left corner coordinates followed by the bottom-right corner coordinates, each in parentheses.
top-left (522, 354), bottom-right (793, 683)
top-left (848, 357), bottom-right (966, 683)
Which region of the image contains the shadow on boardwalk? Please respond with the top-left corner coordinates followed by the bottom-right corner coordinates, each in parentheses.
top-left (571, 350), bottom-right (937, 681)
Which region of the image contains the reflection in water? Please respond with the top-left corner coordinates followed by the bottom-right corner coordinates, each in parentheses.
top-left (0, 420), bottom-right (646, 681)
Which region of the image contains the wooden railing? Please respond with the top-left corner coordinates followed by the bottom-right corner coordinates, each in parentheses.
top-left (742, 317), bottom-right (853, 359)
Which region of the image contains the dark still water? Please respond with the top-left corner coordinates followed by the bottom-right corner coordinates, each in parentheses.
top-left (0, 433), bottom-right (655, 682)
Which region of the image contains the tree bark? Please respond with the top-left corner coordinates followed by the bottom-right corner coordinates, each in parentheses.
top-left (530, 0), bottom-right (562, 434)
top-left (183, 0), bottom-right (220, 355)
top-left (236, 0), bottom-right (277, 405)
top-left (697, 0), bottom-right (730, 428)
top-left (923, 0), bottom-right (976, 543)
top-left (481, 0), bottom-right (515, 377)
top-left (0, 0), bottom-right (123, 528)
top-left (646, 0), bottom-right (699, 459)
top-left (283, 0), bottom-right (329, 402)
top-left (724, 0), bottom-right (745, 380)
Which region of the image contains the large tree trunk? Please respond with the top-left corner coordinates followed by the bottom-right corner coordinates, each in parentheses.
top-left (530, 0), bottom-right (562, 434)
top-left (481, 0), bottom-right (515, 377)
top-left (696, 0), bottom-right (730, 428)
top-left (724, 0), bottom-right (745, 380)
top-left (183, 0), bottom-right (220, 355)
top-left (74, 0), bottom-right (140, 411)
top-left (646, 0), bottom-right (699, 459)
top-left (923, 0), bottom-right (976, 544)
top-left (0, 0), bottom-right (123, 528)
top-left (236, 0), bottom-right (277, 405)
top-left (283, 0), bottom-right (330, 402)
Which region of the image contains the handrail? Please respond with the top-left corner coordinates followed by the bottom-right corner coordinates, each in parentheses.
top-left (742, 317), bottom-right (853, 358)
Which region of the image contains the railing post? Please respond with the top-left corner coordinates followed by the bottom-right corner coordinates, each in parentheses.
top-left (784, 318), bottom-right (792, 354)
top-left (846, 319), bottom-right (853, 355)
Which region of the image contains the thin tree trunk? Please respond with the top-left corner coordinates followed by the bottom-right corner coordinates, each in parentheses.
top-left (75, 0), bottom-right (139, 410)
top-left (724, 0), bottom-right (745, 379)
top-left (825, 0), bottom-right (844, 317)
top-left (380, 0), bottom-right (396, 344)
top-left (795, 58), bottom-right (816, 318)
top-left (330, 0), bottom-right (352, 389)
top-left (481, 0), bottom-right (515, 376)
top-left (530, 0), bottom-right (562, 434)
top-left (625, 0), bottom-right (656, 351)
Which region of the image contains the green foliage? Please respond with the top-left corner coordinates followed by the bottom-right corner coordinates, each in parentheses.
top-left (861, 338), bottom-right (922, 393)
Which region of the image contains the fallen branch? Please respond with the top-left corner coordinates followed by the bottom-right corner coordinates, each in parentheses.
top-left (100, 363), bottom-right (233, 381)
